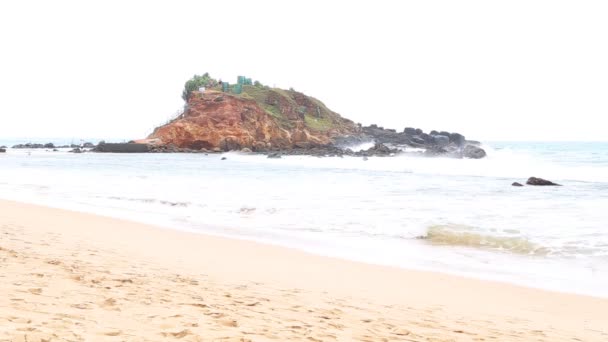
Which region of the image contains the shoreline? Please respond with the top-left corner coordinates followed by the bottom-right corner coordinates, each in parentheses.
top-left (2, 192), bottom-right (604, 299)
top-left (1, 199), bottom-right (607, 341)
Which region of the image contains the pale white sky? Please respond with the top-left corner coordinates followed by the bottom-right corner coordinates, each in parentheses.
top-left (1, 0), bottom-right (607, 141)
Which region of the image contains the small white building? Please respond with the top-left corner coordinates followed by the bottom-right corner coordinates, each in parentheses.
top-left (198, 86), bottom-right (206, 92)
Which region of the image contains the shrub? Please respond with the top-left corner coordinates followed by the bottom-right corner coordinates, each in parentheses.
top-left (182, 73), bottom-right (218, 101)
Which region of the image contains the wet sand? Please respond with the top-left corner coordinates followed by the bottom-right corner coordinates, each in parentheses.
top-left (1, 199), bottom-right (607, 341)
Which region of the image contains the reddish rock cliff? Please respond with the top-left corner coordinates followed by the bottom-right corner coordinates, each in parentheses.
top-left (148, 87), bottom-right (360, 151)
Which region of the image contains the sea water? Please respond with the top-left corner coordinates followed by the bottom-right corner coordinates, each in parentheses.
top-left (1, 141), bottom-right (607, 297)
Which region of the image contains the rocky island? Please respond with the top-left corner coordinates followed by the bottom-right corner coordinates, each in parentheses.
top-left (116, 73), bottom-right (486, 158)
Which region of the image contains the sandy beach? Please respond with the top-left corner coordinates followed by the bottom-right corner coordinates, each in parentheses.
top-left (1, 199), bottom-right (607, 341)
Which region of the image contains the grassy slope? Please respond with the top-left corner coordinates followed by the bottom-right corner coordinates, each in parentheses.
top-left (237, 85), bottom-right (345, 132)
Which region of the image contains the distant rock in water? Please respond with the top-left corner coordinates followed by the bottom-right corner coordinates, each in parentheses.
top-left (463, 145), bottom-right (487, 159)
top-left (0, 147), bottom-right (6, 153)
top-left (12, 143), bottom-right (46, 149)
top-left (526, 177), bottom-right (561, 186)
top-left (512, 182), bottom-right (524, 187)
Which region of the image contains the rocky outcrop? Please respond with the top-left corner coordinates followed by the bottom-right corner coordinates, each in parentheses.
top-left (12, 142), bottom-right (94, 149)
top-left (463, 145), bottom-right (487, 159)
top-left (526, 177), bottom-right (561, 186)
top-left (143, 76), bottom-right (486, 158)
top-left (12, 143), bottom-right (47, 149)
top-left (148, 88), bottom-right (359, 151)
top-left (361, 125), bottom-right (486, 158)
top-left (95, 143), bottom-right (151, 153)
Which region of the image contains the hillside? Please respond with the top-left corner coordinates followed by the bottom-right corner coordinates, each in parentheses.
top-left (148, 77), bottom-right (360, 151)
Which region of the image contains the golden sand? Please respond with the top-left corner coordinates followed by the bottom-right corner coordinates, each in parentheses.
top-left (1, 199), bottom-right (607, 341)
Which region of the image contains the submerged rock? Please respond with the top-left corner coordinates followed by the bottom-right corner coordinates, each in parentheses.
top-left (512, 182), bottom-right (524, 187)
top-left (526, 177), bottom-right (561, 186)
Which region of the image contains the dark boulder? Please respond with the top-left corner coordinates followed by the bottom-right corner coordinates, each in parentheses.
top-left (70, 148), bottom-right (82, 153)
top-left (526, 177), bottom-right (561, 186)
top-left (362, 125), bottom-right (411, 145)
top-left (0, 148), bottom-right (6, 153)
top-left (95, 143), bottom-right (151, 153)
top-left (424, 146), bottom-right (449, 156)
top-left (430, 130), bottom-right (439, 135)
top-left (219, 137), bottom-right (241, 151)
top-left (252, 141), bottom-right (268, 152)
top-left (439, 131), bottom-right (451, 137)
top-left (267, 152), bottom-right (282, 159)
top-left (463, 145), bottom-right (487, 159)
top-left (433, 135), bottom-right (450, 147)
top-left (449, 133), bottom-right (466, 147)
top-left (221, 157), bottom-right (227, 160)
top-left (403, 127), bottom-right (417, 136)
top-left (373, 143), bottom-right (391, 153)
top-left (415, 128), bottom-right (423, 135)
top-left (420, 133), bottom-right (433, 144)
top-left (411, 137), bottom-right (426, 145)
top-left (12, 143), bottom-right (44, 149)
top-left (512, 182), bottom-right (524, 187)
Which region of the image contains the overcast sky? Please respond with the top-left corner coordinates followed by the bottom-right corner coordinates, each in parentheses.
top-left (1, 0), bottom-right (606, 142)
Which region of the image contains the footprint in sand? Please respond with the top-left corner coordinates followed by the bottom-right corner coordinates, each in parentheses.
top-left (161, 329), bottom-right (191, 338)
top-left (218, 319), bottom-right (238, 327)
top-left (28, 288), bottom-right (42, 295)
top-left (100, 298), bottom-right (118, 309)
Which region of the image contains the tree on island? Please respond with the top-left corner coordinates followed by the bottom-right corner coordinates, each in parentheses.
top-left (182, 73), bottom-right (218, 101)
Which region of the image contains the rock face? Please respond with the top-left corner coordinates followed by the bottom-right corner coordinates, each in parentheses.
top-left (148, 88), bottom-right (360, 151)
top-left (526, 177), bottom-right (561, 186)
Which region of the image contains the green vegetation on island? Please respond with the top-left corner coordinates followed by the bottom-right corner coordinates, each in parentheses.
top-left (181, 73), bottom-right (352, 132)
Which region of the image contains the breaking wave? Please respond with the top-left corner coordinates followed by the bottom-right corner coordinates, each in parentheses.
top-left (420, 224), bottom-right (550, 256)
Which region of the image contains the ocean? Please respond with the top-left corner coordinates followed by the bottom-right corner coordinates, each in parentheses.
top-left (1, 141), bottom-right (607, 297)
